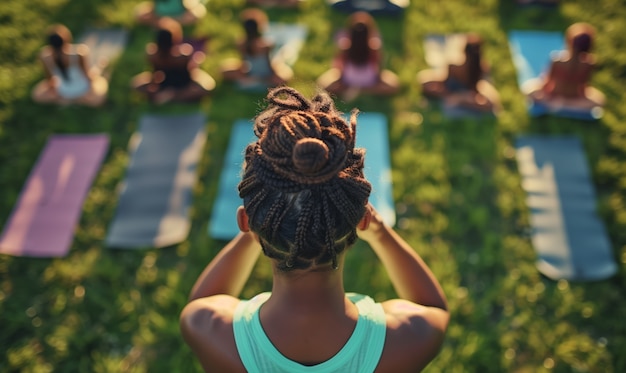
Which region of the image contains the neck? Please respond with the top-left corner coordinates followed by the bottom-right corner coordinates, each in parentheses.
top-left (264, 261), bottom-right (350, 316)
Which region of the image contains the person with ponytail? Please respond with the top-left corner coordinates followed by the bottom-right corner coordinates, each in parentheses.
top-left (522, 22), bottom-right (605, 114)
top-left (221, 8), bottom-right (293, 89)
top-left (418, 33), bottom-right (500, 113)
top-left (32, 24), bottom-right (108, 107)
top-left (131, 17), bottom-right (215, 104)
top-left (180, 86), bottom-right (449, 372)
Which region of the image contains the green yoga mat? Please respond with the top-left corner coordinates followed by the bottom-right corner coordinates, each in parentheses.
top-left (515, 136), bottom-right (617, 281)
top-left (106, 113), bottom-right (206, 249)
top-left (209, 112), bottom-right (395, 240)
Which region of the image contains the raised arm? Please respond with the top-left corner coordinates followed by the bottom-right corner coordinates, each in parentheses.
top-left (189, 217), bottom-right (262, 301)
top-left (357, 204), bottom-right (448, 310)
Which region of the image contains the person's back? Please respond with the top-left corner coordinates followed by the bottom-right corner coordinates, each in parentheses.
top-left (544, 50), bottom-right (594, 98)
top-left (180, 86), bottom-right (448, 372)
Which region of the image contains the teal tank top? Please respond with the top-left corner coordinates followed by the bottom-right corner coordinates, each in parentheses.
top-left (154, 0), bottom-right (186, 17)
top-left (233, 292), bottom-right (387, 373)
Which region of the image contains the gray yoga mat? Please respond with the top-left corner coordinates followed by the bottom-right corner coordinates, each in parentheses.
top-left (106, 113), bottom-right (206, 248)
top-left (208, 112), bottom-right (395, 240)
top-left (515, 136), bottom-right (617, 281)
top-left (78, 28), bottom-right (129, 76)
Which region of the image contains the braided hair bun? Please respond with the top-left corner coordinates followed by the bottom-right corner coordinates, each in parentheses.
top-left (238, 86), bottom-right (371, 271)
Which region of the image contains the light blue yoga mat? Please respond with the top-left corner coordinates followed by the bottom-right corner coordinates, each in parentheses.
top-left (237, 23), bottom-right (308, 92)
top-left (106, 113), bottom-right (206, 249)
top-left (515, 136), bottom-right (617, 281)
top-left (78, 28), bottom-right (129, 75)
top-left (208, 112), bottom-right (395, 240)
top-left (508, 30), bottom-right (601, 120)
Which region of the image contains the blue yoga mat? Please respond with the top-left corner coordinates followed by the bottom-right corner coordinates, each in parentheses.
top-left (209, 112), bottom-right (395, 240)
top-left (515, 136), bottom-right (617, 281)
top-left (508, 30), bottom-right (601, 120)
top-left (106, 113), bottom-right (206, 248)
top-left (78, 28), bottom-right (129, 75)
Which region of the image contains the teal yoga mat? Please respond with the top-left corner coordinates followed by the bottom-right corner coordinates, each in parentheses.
top-left (515, 136), bottom-right (617, 281)
top-left (508, 30), bottom-right (601, 120)
top-left (106, 113), bottom-right (206, 248)
top-left (208, 112), bottom-right (395, 240)
top-left (0, 134), bottom-right (109, 257)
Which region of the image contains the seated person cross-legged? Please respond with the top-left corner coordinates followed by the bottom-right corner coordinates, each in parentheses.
top-left (32, 24), bottom-right (109, 107)
top-left (221, 8), bottom-right (293, 89)
top-left (522, 22), bottom-right (606, 115)
top-left (417, 33), bottom-right (500, 114)
top-left (131, 17), bottom-right (215, 104)
top-left (317, 11), bottom-right (400, 100)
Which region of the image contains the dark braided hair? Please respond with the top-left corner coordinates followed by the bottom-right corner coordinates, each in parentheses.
top-left (238, 86), bottom-right (372, 271)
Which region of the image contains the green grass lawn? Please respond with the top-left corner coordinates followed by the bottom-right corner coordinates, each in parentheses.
top-left (1, 0), bottom-right (625, 371)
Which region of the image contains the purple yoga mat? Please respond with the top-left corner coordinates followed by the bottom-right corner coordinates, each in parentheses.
top-left (0, 134), bottom-right (109, 257)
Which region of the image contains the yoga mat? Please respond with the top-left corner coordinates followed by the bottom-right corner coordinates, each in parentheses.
top-left (106, 113), bottom-right (206, 248)
top-left (327, 0), bottom-right (408, 16)
top-left (208, 112), bottom-right (395, 240)
top-left (508, 30), bottom-right (601, 120)
top-left (423, 34), bottom-right (496, 118)
top-left (237, 23), bottom-right (308, 92)
top-left (0, 134), bottom-right (109, 257)
top-left (515, 136), bottom-right (617, 281)
top-left (78, 28), bottom-right (129, 75)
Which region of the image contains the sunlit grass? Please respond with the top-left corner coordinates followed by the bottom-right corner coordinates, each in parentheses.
top-left (0, 0), bottom-right (625, 372)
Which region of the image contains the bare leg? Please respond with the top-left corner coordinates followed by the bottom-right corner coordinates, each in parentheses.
top-left (32, 80), bottom-right (60, 104)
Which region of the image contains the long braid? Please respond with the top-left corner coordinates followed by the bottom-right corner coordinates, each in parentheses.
top-left (238, 86), bottom-right (371, 271)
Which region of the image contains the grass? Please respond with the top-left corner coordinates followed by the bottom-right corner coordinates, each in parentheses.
top-left (1, 0), bottom-right (625, 372)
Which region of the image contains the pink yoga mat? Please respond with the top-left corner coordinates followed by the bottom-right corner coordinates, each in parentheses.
top-left (0, 134), bottom-right (109, 257)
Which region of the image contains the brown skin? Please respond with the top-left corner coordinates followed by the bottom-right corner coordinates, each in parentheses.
top-left (522, 22), bottom-right (605, 111)
top-left (317, 12), bottom-right (400, 100)
top-left (417, 34), bottom-right (500, 113)
top-left (220, 10), bottom-right (292, 87)
top-left (180, 204), bottom-right (449, 372)
top-left (131, 18), bottom-right (215, 104)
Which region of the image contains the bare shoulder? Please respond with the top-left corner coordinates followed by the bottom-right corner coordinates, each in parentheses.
top-left (40, 46), bottom-right (54, 59)
top-left (180, 294), bottom-right (240, 337)
top-left (180, 295), bottom-right (245, 372)
top-left (376, 300), bottom-right (449, 372)
top-left (75, 43), bottom-right (90, 57)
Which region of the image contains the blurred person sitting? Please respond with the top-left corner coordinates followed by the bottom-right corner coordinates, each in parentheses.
top-left (317, 11), bottom-right (400, 100)
top-left (522, 22), bottom-right (605, 114)
top-left (32, 24), bottom-right (108, 107)
top-left (221, 8), bottom-right (293, 89)
top-left (417, 33), bottom-right (500, 113)
top-left (131, 17), bottom-right (215, 104)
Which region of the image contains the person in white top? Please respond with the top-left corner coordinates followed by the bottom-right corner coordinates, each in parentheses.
top-left (32, 24), bottom-right (108, 107)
